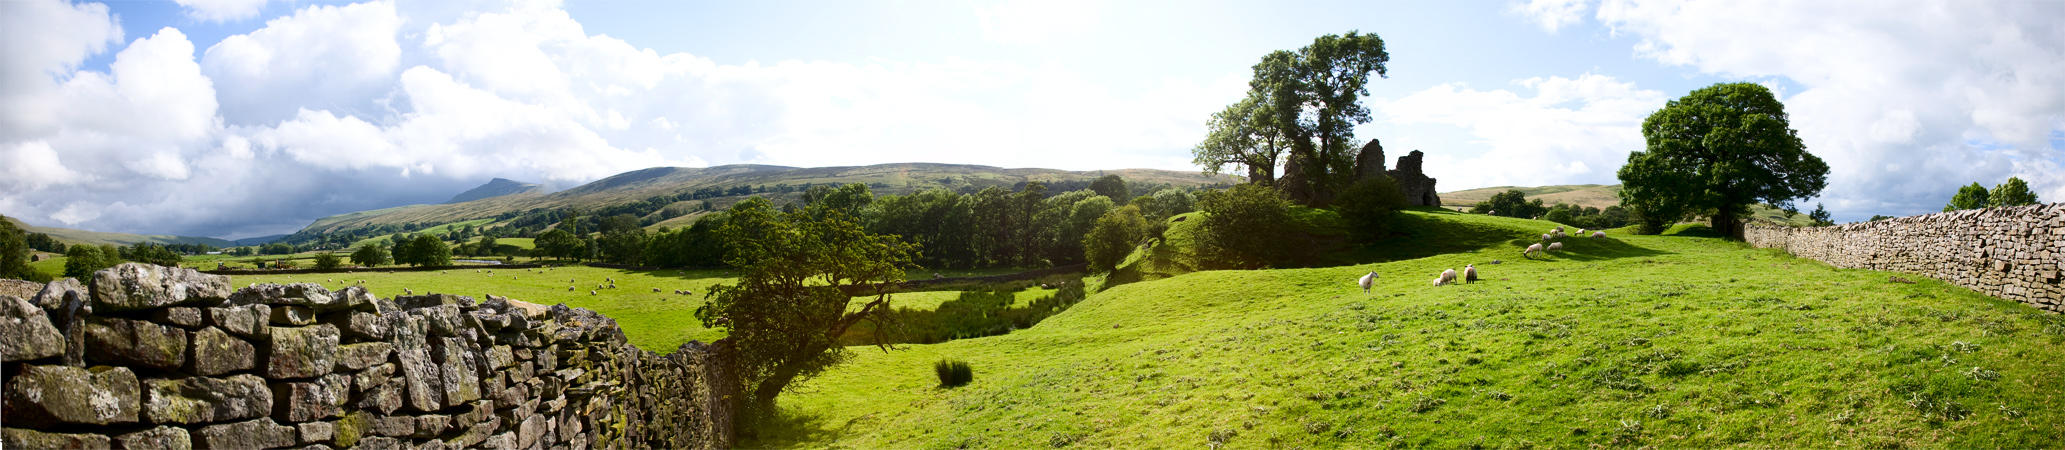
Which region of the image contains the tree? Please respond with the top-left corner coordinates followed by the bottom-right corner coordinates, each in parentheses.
top-left (1085, 205), bottom-right (1148, 272)
top-left (1869, 214), bottom-right (1895, 222)
top-left (0, 218), bottom-right (42, 281)
top-left (535, 229), bottom-right (582, 261)
top-left (1333, 177), bottom-right (1407, 243)
top-left (1089, 175), bottom-right (1129, 203)
top-left (1196, 184), bottom-right (1299, 269)
top-left (64, 245), bottom-right (111, 279)
top-left (1618, 82), bottom-right (1828, 240)
top-left (260, 243), bottom-right (295, 255)
top-left (400, 235), bottom-right (450, 267)
top-left (598, 214), bottom-right (642, 235)
top-left (1943, 182), bottom-right (1990, 211)
top-left (124, 244), bottom-right (182, 267)
top-left (696, 196), bottom-right (917, 423)
top-left (314, 252), bottom-right (343, 270)
top-left (1809, 204), bottom-right (1833, 226)
top-left (1469, 190), bottom-right (1547, 219)
top-left (1199, 31), bottom-right (1390, 206)
top-left (1988, 177), bottom-right (2040, 208)
top-left (351, 243), bottom-right (389, 267)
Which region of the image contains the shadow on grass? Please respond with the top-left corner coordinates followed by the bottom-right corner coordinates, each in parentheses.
top-left (841, 283), bottom-right (1088, 345)
top-left (739, 409), bottom-right (845, 449)
top-left (1508, 235), bottom-right (1670, 262)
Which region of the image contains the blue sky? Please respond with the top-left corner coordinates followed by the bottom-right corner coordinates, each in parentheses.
top-left (4, 0), bottom-right (2062, 238)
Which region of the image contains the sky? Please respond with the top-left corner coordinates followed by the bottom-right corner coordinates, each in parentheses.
top-left (2, 0), bottom-right (2062, 239)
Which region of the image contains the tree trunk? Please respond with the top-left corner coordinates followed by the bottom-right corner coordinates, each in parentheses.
top-left (749, 351), bottom-right (817, 420)
top-left (1713, 208), bottom-right (1743, 241)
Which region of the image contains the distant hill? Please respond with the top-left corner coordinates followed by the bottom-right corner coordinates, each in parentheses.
top-left (232, 235), bottom-right (289, 246)
top-left (2, 215), bottom-right (235, 247)
top-left (1440, 184), bottom-right (1623, 210)
top-left (1438, 183), bottom-right (1815, 226)
top-left (447, 178), bottom-right (544, 204)
top-left (286, 163), bottom-right (1241, 242)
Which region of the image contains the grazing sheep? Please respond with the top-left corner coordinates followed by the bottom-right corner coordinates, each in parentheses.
top-left (653, 288), bottom-right (661, 293)
top-left (1592, 230), bottom-right (1606, 238)
top-left (403, 288), bottom-right (414, 295)
top-left (1577, 228), bottom-right (1588, 236)
top-left (1524, 243), bottom-right (1545, 259)
top-left (1464, 264), bottom-right (1478, 283)
top-left (934, 272), bottom-right (944, 279)
top-left (1548, 242), bottom-right (1563, 251)
top-left (1358, 271), bottom-right (1378, 294)
top-left (569, 286), bottom-right (575, 291)
top-left (1541, 233), bottom-right (1553, 242)
top-left (1553, 226), bottom-right (1564, 233)
top-left (1433, 268), bottom-right (1457, 286)
top-left (590, 290), bottom-right (597, 295)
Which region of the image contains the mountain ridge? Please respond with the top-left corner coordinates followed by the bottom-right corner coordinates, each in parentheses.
top-left (447, 178), bottom-right (544, 204)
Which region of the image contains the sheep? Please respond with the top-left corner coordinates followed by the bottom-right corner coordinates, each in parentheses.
top-left (1548, 242), bottom-right (1563, 252)
top-left (403, 288), bottom-right (414, 295)
top-left (1464, 264), bottom-right (1478, 283)
top-left (1577, 228), bottom-right (1588, 236)
top-left (1592, 230), bottom-right (1607, 238)
top-left (590, 290), bottom-right (597, 295)
top-left (1358, 271), bottom-right (1378, 294)
top-left (1553, 226), bottom-right (1564, 233)
top-left (653, 288), bottom-right (661, 293)
top-left (1524, 243), bottom-right (1545, 259)
top-left (569, 286), bottom-right (575, 291)
top-left (1541, 233), bottom-right (1553, 242)
top-left (1432, 268), bottom-right (1457, 286)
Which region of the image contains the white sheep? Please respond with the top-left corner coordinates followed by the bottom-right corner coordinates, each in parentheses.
top-left (1464, 264), bottom-right (1478, 283)
top-left (1358, 271), bottom-right (1378, 294)
top-left (1541, 233), bottom-right (1553, 242)
top-left (1524, 243), bottom-right (1545, 259)
top-left (403, 288), bottom-right (413, 295)
top-left (590, 290), bottom-right (597, 295)
top-left (1553, 226), bottom-right (1564, 233)
top-left (1548, 242), bottom-right (1563, 251)
top-left (653, 288), bottom-right (661, 293)
top-left (1592, 231), bottom-right (1606, 238)
top-left (1577, 228), bottom-right (1588, 236)
top-left (1433, 268), bottom-right (1458, 286)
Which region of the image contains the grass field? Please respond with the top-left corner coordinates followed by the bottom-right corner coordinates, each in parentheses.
top-left (235, 266), bottom-right (737, 351)
top-left (751, 209), bottom-right (2065, 448)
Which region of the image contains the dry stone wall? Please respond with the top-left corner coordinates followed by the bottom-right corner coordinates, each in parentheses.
top-left (1, 263), bottom-right (729, 449)
top-left (1745, 203), bottom-right (2065, 312)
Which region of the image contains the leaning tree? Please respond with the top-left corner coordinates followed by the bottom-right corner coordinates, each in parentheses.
top-left (1618, 82), bottom-right (1828, 239)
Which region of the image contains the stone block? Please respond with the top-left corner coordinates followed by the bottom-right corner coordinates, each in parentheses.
top-left (207, 303), bottom-right (270, 339)
top-left (2, 364), bottom-right (140, 426)
top-left (84, 316), bottom-right (188, 370)
top-left (229, 283), bottom-right (349, 312)
top-left (115, 426), bottom-right (191, 450)
top-left (327, 311), bottom-right (390, 340)
top-left (0, 295), bottom-right (65, 362)
top-left (143, 374), bottom-right (272, 425)
top-left (264, 323), bottom-right (339, 378)
top-left (269, 373), bottom-right (350, 422)
top-left (28, 277), bottom-right (86, 311)
top-left (151, 306), bottom-right (208, 329)
top-left (337, 342), bottom-right (394, 371)
top-left (187, 326), bottom-right (256, 376)
top-left (299, 421), bottom-right (337, 444)
top-left (90, 263), bottom-right (231, 313)
top-left (3, 428), bottom-right (113, 449)
top-left (434, 336), bottom-right (483, 407)
top-left (194, 418), bottom-right (297, 449)
top-left (269, 305), bottom-right (317, 326)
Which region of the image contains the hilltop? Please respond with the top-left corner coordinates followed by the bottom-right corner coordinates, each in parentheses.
top-left (285, 163), bottom-right (1239, 243)
top-left (446, 177), bottom-right (545, 204)
top-left (2, 215), bottom-right (233, 247)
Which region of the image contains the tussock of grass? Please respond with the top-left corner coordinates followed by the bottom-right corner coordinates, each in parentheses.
top-left (757, 210), bottom-right (2065, 448)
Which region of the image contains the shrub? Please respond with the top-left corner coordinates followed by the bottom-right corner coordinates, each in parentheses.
top-left (313, 252), bottom-right (343, 270)
top-left (934, 359), bottom-right (973, 387)
top-left (1195, 184), bottom-right (1298, 269)
top-left (1084, 205), bottom-right (1147, 272)
top-left (1332, 177), bottom-right (1407, 243)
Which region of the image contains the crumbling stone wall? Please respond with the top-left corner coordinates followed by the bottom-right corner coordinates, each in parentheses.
top-left (1745, 203), bottom-right (2065, 313)
top-left (1, 263), bottom-right (728, 449)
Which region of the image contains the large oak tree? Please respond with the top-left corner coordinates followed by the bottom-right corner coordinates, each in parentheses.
top-left (1618, 82), bottom-right (1827, 239)
top-left (1194, 31), bottom-right (1389, 206)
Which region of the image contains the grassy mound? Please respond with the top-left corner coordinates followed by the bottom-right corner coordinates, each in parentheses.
top-left (755, 210), bottom-right (2065, 447)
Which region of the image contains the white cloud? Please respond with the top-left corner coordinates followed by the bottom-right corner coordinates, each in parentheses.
top-left (173, 0), bottom-right (270, 22)
top-left (1, 141), bottom-right (86, 191)
top-left (203, 0), bottom-right (402, 125)
top-left (1510, 0), bottom-right (1590, 33)
top-left (0, 0), bottom-right (122, 137)
top-left (1596, 0), bottom-right (2065, 218)
top-left (1373, 74), bottom-right (1665, 190)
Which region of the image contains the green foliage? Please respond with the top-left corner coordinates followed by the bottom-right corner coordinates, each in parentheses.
top-left (697, 196), bottom-right (918, 421)
top-left (396, 235), bottom-right (451, 267)
top-left (313, 252), bottom-right (343, 270)
top-left (1332, 177), bottom-right (1407, 243)
top-left (1085, 205), bottom-right (1148, 273)
top-left (802, 183), bottom-right (875, 217)
top-left (1201, 31), bottom-right (1390, 205)
top-left (1869, 214), bottom-right (1896, 222)
top-left (259, 242), bottom-right (296, 255)
top-left (122, 243), bottom-right (182, 267)
top-left (1809, 203), bottom-right (1834, 226)
top-left (23, 232), bottom-right (65, 253)
top-left (350, 243), bottom-right (389, 267)
top-left (1620, 82), bottom-right (1827, 240)
top-left (1089, 175), bottom-right (1129, 203)
top-left (64, 245), bottom-right (114, 279)
top-left (0, 218), bottom-right (47, 282)
top-left (1944, 183), bottom-right (1990, 211)
top-left (934, 359), bottom-right (973, 388)
top-left (645, 214), bottom-right (729, 268)
top-left (534, 229), bottom-right (584, 261)
top-left (869, 188), bottom-right (976, 268)
top-left (1468, 190), bottom-right (1548, 219)
top-left (1195, 184), bottom-right (1300, 269)
top-left (1987, 177), bottom-right (2039, 208)
top-left (598, 214), bottom-right (642, 235)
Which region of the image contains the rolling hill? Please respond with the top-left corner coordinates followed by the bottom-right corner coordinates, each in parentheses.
top-left (1439, 184), bottom-right (1817, 226)
top-left (287, 163), bottom-right (1240, 241)
top-left (446, 177), bottom-right (544, 203)
top-left (2, 215), bottom-right (234, 247)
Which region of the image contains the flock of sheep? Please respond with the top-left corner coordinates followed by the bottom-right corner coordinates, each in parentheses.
top-left (1357, 225), bottom-right (1609, 292)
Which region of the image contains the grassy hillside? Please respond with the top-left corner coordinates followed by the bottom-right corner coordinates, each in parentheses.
top-left (753, 210), bottom-right (2063, 447)
top-left (294, 163), bottom-right (1241, 239)
top-left (1439, 184), bottom-right (1622, 209)
top-left (3, 215), bottom-right (234, 247)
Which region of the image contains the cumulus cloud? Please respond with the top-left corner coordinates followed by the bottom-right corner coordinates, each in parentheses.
top-left (1593, 0), bottom-right (2065, 218)
top-left (1373, 74), bottom-right (1665, 190)
top-left (1509, 0), bottom-right (1591, 33)
top-left (172, 0), bottom-right (270, 22)
top-left (0, 0), bottom-right (1225, 238)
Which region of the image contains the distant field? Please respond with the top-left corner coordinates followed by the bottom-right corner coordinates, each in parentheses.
top-left (1438, 184), bottom-right (1623, 209)
top-left (758, 210), bottom-right (2065, 448)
